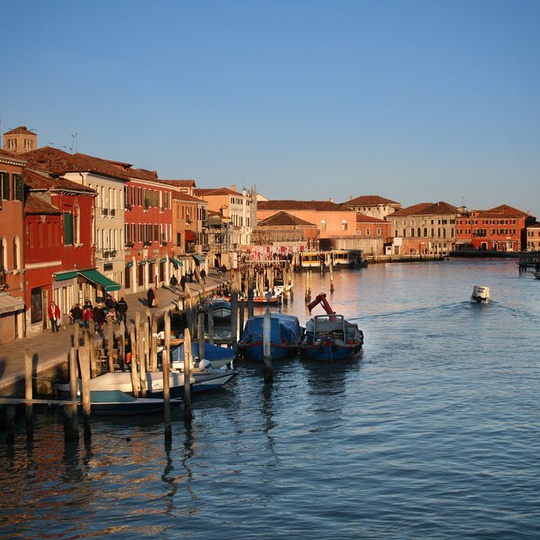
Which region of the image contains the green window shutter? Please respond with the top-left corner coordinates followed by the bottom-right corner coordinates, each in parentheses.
top-left (1, 172), bottom-right (9, 200)
top-left (14, 174), bottom-right (24, 201)
top-left (64, 212), bottom-right (73, 245)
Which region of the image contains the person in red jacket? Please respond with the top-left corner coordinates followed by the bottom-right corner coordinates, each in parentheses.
top-left (48, 301), bottom-right (61, 332)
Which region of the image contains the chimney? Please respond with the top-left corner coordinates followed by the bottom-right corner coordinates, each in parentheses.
top-left (231, 184), bottom-right (236, 192)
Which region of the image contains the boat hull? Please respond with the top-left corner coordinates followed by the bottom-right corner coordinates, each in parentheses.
top-left (237, 312), bottom-right (302, 362)
top-left (300, 341), bottom-right (362, 362)
top-left (300, 314), bottom-right (364, 362)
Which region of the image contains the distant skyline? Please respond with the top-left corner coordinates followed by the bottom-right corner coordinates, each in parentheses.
top-left (2, 1), bottom-right (540, 217)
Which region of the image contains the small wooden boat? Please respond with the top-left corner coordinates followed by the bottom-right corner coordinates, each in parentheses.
top-left (81, 390), bottom-right (180, 416)
top-left (168, 341), bottom-right (235, 369)
top-left (237, 312), bottom-right (303, 361)
top-left (57, 366), bottom-right (236, 404)
top-left (470, 285), bottom-right (491, 303)
top-left (205, 298), bottom-right (232, 320)
top-left (300, 293), bottom-right (364, 362)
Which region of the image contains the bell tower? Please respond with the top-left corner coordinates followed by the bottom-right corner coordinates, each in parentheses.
top-left (3, 126), bottom-right (37, 154)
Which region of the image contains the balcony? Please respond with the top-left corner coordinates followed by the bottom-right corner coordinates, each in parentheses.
top-left (101, 208), bottom-right (109, 216)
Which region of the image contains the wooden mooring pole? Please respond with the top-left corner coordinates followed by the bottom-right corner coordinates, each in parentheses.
top-left (183, 327), bottom-right (193, 423)
top-left (64, 346), bottom-right (79, 442)
top-left (24, 349), bottom-right (33, 441)
top-left (78, 346), bottom-right (92, 442)
top-left (262, 308), bottom-right (273, 384)
top-left (163, 310), bottom-right (172, 442)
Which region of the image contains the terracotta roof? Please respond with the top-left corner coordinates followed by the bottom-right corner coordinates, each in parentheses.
top-left (172, 191), bottom-right (205, 202)
top-left (391, 201), bottom-right (458, 217)
top-left (258, 200), bottom-right (347, 212)
top-left (342, 195), bottom-right (400, 206)
top-left (0, 148), bottom-right (26, 164)
top-left (356, 213), bottom-right (388, 224)
top-left (258, 211), bottom-right (315, 227)
top-left (4, 126), bottom-right (35, 135)
top-left (194, 187), bottom-right (239, 197)
top-left (473, 204), bottom-right (529, 218)
top-left (160, 179), bottom-right (196, 187)
top-left (19, 146), bottom-right (162, 182)
top-left (24, 193), bottom-right (61, 215)
top-left (24, 168), bottom-right (96, 194)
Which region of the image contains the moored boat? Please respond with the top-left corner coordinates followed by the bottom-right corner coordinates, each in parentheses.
top-left (168, 341), bottom-right (236, 369)
top-left (300, 293), bottom-right (364, 362)
top-left (237, 312), bottom-right (303, 361)
top-left (205, 298), bottom-right (232, 320)
top-left (57, 365), bottom-right (236, 403)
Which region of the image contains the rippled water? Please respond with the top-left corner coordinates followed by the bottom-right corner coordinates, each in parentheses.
top-left (1, 259), bottom-right (540, 539)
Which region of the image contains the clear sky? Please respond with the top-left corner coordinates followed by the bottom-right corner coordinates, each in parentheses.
top-left (2, 1), bottom-right (540, 216)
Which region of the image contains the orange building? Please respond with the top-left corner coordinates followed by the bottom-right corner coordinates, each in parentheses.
top-left (0, 150), bottom-right (26, 343)
top-left (455, 205), bottom-right (535, 252)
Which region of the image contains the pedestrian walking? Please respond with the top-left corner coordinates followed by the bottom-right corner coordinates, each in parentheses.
top-left (48, 301), bottom-right (61, 332)
top-left (83, 303), bottom-right (94, 328)
top-left (116, 297), bottom-right (128, 324)
top-left (147, 287), bottom-right (155, 308)
top-left (70, 303), bottom-right (83, 326)
top-left (180, 275), bottom-right (186, 292)
top-left (170, 274), bottom-right (178, 290)
top-left (93, 304), bottom-right (106, 331)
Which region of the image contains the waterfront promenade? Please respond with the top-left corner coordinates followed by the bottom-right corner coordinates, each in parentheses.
top-left (0, 271), bottom-right (227, 395)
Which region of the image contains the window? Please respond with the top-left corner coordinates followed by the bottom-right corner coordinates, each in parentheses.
top-left (13, 174), bottom-right (23, 201)
top-left (320, 219), bottom-right (327, 231)
top-left (1, 172), bottom-right (10, 200)
top-left (13, 236), bottom-right (20, 270)
top-left (64, 212), bottom-right (74, 245)
top-left (73, 202), bottom-right (80, 244)
top-left (342, 219), bottom-right (348, 231)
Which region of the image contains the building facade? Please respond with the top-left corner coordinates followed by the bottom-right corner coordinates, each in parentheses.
top-left (0, 150), bottom-right (26, 343)
top-left (386, 202), bottom-right (460, 256)
top-left (455, 205), bottom-right (535, 252)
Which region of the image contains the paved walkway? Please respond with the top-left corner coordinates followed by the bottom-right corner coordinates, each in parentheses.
top-left (0, 271), bottom-right (228, 395)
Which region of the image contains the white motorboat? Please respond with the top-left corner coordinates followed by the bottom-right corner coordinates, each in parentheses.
top-left (471, 285), bottom-right (491, 303)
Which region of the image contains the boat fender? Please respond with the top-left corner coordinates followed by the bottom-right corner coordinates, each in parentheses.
top-left (199, 359), bottom-right (212, 369)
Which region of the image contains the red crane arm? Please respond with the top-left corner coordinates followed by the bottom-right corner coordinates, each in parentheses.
top-left (307, 293), bottom-right (335, 314)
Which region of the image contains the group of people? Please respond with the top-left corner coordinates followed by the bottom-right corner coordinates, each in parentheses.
top-left (50, 268), bottom-right (215, 332)
top-left (66, 296), bottom-right (129, 331)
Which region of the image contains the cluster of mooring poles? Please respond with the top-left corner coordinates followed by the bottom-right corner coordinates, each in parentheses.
top-left (0, 262), bottom-right (308, 445)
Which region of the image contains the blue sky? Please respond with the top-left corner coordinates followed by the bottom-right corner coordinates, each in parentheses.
top-left (2, 0), bottom-right (540, 216)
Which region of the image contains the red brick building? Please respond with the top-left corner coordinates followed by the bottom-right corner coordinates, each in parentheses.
top-left (24, 169), bottom-right (96, 334)
top-left (0, 150), bottom-right (26, 343)
top-left (455, 205), bottom-right (535, 252)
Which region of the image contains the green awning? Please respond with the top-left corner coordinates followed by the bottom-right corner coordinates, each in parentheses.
top-left (192, 254), bottom-right (205, 263)
top-left (170, 257), bottom-right (183, 268)
top-left (79, 269), bottom-right (121, 292)
top-left (55, 270), bottom-right (78, 282)
top-left (125, 262), bottom-right (133, 268)
top-left (139, 260), bottom-right (147, 265)
top-left (160, 258), bottom-right (167, 263)
top-left (149, 259), bottom-right (156, 264)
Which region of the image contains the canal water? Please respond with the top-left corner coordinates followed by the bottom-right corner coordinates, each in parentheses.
top-left (1, 259), bottom-right (539, 539)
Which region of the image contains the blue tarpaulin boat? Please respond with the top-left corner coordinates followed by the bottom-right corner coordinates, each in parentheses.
top-left (237, 312), bottom-right (303, 361)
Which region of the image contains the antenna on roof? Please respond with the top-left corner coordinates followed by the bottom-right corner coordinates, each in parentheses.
top-left (70, 133), bottom-right (78, 153)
